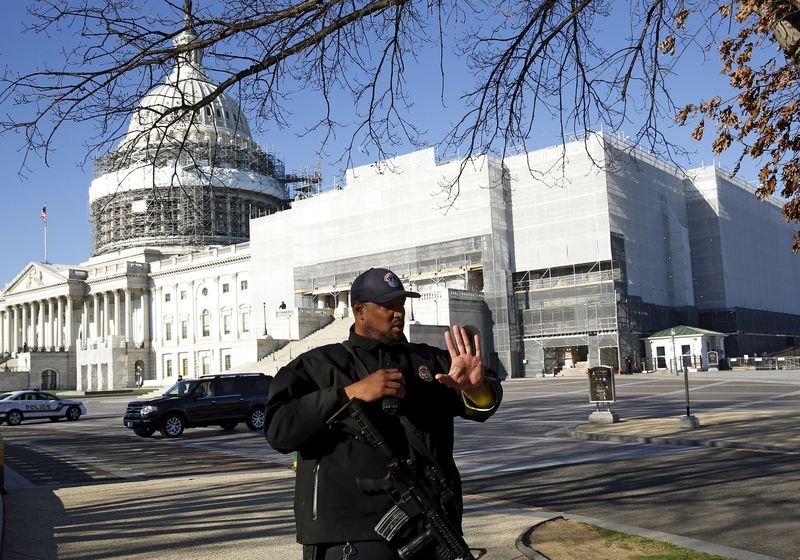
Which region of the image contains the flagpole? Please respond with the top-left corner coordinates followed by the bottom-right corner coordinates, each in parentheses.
top-left (41, 202), bottom-right (48, 264)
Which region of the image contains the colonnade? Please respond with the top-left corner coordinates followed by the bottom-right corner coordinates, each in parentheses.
top-left (0, 287), bottom-right (151, 355)
top-left (0, 296), bottom-right (74, 355)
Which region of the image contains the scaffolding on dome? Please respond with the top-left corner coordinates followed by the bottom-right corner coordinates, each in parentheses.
top-left (89, 137), bottom-right (321, 256)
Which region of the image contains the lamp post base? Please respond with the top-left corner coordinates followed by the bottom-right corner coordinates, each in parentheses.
top-left (678, 415), bottom-right (701, 428)
top-left (589, 410), bottom-right (620, 424)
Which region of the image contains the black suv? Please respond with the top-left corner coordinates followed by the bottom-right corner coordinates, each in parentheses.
top-left (123, 373), bottom-right (271, 438)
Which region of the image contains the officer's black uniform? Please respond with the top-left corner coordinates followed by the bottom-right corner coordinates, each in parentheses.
top-left (264, 328), bottom-right (502, 558)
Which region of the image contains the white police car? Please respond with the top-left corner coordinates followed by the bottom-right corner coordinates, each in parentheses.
top-left (0, 389), bottom-right (87, 425)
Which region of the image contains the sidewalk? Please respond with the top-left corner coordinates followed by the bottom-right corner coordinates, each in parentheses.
top-left (568, 409), bottom-right (800, 454)
top-left (3, 409), bottom-right (793, 560)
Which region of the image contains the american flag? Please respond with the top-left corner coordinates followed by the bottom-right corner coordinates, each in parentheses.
top-left (40, 205), bottom-right (47, 224)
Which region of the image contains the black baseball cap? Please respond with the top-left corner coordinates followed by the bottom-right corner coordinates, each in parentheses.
top-left (350, 268), bottom-right (420, 304)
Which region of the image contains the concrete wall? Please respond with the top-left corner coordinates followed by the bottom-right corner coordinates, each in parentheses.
top-left (0, 371), bottom-right (36, 391)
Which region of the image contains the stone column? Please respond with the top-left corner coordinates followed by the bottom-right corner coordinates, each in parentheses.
top-left (154, 286), bottom-right (162, 346)
top-left (66, 297), bottom-right (74, 350)
top-left (21, 303), bottom-right (29, 349)
top-left (214, 277), bottom-right (221, 343)
top-left (37, 301), bottom-right (45, 349)
top-left (189, 281), bottom-right (196, 343)
top-left (56, 297), bottom-right (64, 349)
top-left (103, 291), bottom-right (110, 339)
top-left (47, 298), bottom-right (55, 350)
top-left (12, 305), bottom-right (19, 352)
top-left (124, 289), bottom-right (132, 339)
top-left (113, 290), bottom-right (121, 336)
top-left (142, 288), bottom-right (151, 347)
top-left (174, 283), bottom-right (179, 345)
top-left (82, 299), bottom-right (89, 341)
top-left (93, 293), bottom-right (100, 339)
top-left (6, 307), bottom-right (11, 354)
top-left (4, 307), bottom-right (10, 354)
top-left (0, 308), bottom-right (5, 354)
top-left (233, 273), bottom-right (240, 339)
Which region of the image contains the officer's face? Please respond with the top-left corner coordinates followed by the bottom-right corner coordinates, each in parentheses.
top-left (354, 297), bottom-right (406, 344)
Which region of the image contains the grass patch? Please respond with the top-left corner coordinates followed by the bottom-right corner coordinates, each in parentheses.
top-left (587, 523), bottom-right (734, 560)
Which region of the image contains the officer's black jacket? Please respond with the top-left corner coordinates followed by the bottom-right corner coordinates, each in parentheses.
top-left (264, 327), bottom-right (503, 545)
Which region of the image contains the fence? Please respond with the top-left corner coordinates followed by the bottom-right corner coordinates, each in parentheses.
top-left (729, 356), bottom-right (800, 370)
top-left (643, 355), bottom-right (705, 373)
top-left (642, 355), bottom-right (800, 372)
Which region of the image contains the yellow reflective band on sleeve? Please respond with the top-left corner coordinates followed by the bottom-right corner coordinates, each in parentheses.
top-left (461, 391), bottom-right (496, 412)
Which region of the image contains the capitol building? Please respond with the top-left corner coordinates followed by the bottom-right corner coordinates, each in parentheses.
top-left (2, 25), bottom-right (800, 391)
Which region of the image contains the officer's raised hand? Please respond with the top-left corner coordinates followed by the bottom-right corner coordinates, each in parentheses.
top-left (436, 325), bottom-right (495, 408)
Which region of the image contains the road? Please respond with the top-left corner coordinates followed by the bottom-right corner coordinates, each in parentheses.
top-left (3, 371), bottom-right (799, 559)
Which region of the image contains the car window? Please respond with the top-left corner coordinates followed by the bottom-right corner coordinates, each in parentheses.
top-left (194, 381), bottom-right (214, 398)
top-left (39, 392), bottom-right (58, 400)
top-left (0, 393), bottom-right (11, 400)
top-left (217, 379), bottom-right (238, 396)
top-left (236, 376), bottom-right (266, 395)
top-left (165, 381), bottom-right (194, 396)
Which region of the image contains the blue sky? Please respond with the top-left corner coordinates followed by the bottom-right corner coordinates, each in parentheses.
top-left (0, 2), bottom-right (761, 283)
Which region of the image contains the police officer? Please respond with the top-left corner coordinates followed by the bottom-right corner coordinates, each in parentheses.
top-left (265, 268), bottom-right (502, 560)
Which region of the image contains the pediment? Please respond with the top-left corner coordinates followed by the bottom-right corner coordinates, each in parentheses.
top-left (2, 263), bottom-right (71, 296)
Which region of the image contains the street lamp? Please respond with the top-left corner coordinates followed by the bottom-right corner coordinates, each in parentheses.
top-left (672, 328), bottom-right (701, 428)
top-left (670, 329), bottom-right (678, 376)
top-left (262, 302), bottom-right (268, 336)
top-left (409, 281), bottom-right (416, 323)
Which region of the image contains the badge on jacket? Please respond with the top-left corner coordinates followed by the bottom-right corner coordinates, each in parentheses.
top-left (417, 365), bottom-right (433, 382)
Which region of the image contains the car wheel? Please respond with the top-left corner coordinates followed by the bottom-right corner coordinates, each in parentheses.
top-left (6, 410), bottom-right (23, 426)
top-left (160, 414), bottom-right (185, 438)
top-left (219, 421), bottom-right (238, 430)
top-left (246, 406), bottom-right (265, 431)
top-left (133, 426), bottom-right (156, 438)
top-left (66, 406), bottom-right (82, 421)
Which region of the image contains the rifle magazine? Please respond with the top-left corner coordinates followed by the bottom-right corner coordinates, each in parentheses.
top-left (374, 504), bottom-right (411, 541)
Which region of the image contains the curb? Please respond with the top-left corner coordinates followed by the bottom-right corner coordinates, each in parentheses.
top-left (514, 514), bottom-right (563, 559)
top-left (566, 428), bottom-right (800, 454)
top-left (519, 511), bottom-right (782, 560)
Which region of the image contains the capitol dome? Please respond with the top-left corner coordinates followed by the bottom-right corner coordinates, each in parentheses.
top-left (89, 25), bottom-right (290, 256)
top-left (121, 28), bottom-right (253, 150)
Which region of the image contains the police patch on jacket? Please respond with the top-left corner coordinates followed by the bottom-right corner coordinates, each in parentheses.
top-left (417, 365), bottom-right (433, 382)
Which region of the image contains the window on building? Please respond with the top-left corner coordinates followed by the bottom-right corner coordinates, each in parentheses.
top-left (224, 354), bottom-right (231, 370)
top-left (223, 312), bottom-right (232, 335)
top-left (240, 280), bottom-right (248, 291)
top-left (165, 293), bottom-right (171, 303)
top-left (241, 310), bottom-right (250, 333)
top-left (202, 354), bottom-right (210, 375)
top-left (164, 356), bottom-right (173, 377)
top-left (181, 319), bottom-right (188, 339)
top-left (181, 357), bottom-right (189, 376)
top-left (165, 321), bottom-right (172, 341)
top-left (201, 310), bottom-right (211, 337)
top-left (180, 290), bottom-right (187, 300)
top-left (222, 283), bottom-right (230, 293)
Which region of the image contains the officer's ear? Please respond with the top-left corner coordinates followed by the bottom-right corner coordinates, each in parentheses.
top-left (352, 301), bottom-right (365, 321)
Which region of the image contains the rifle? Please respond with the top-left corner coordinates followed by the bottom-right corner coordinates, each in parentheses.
top-left (329, 398), bottom-right (484, 560)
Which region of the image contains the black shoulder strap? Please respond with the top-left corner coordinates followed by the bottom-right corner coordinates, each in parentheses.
top-left (339, 341), bottom-right (445, 471)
